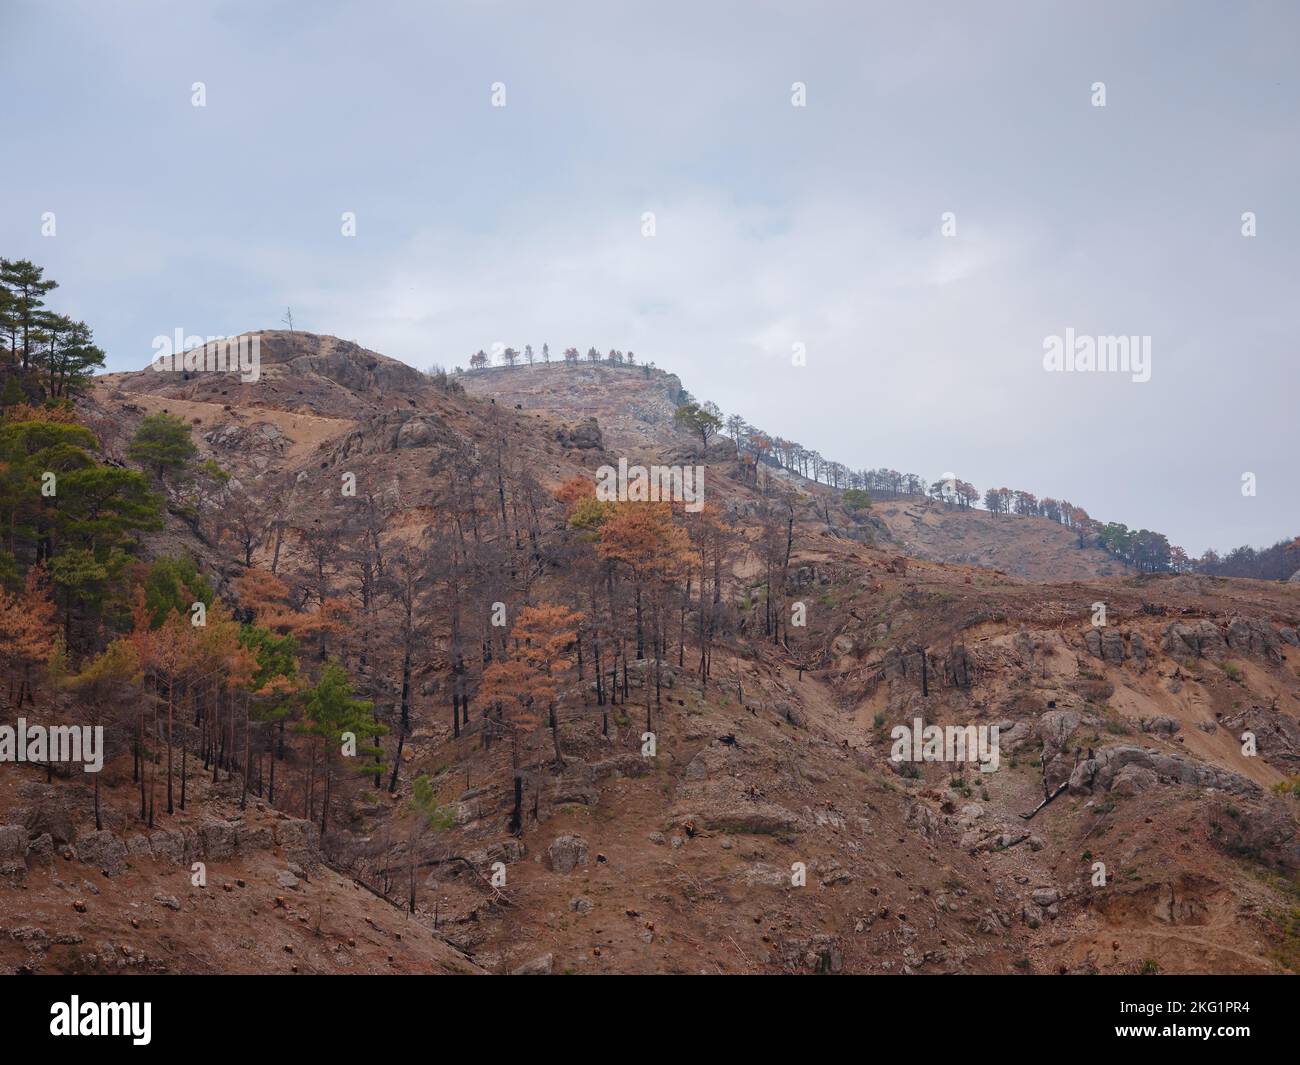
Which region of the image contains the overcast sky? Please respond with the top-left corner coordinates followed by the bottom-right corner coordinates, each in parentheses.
top-left (2, 0), bottom-right (1296, 555)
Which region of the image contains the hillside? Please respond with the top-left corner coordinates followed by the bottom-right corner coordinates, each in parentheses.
top-left (871, 499), bottom-right (1125, 581)
top-left (462, 361), bottom-right (1135, 582)
top-left (2, 333), bottom-right (1298, 976)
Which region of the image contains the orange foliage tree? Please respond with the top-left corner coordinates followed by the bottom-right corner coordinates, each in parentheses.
top-left (479, 603), bottom-right (582, 835)
top-left (598, 502), bottom-right (691, 726)
top-left (0, 564), bottom-right (57, 707)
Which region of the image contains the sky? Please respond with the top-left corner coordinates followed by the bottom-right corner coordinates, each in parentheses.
top-left (2, 0), bottom-right (1297, 556)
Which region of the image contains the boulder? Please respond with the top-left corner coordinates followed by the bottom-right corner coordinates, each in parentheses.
top-left (1129, 631), bottom-right (1148, 665)
top-left (1111, 764), bottom-right (1158, 795)
top-left (546, 835), bottom-right (589, 874)
top-left (1100, 629), bottom-right (1126, 666)
top-left (125, 834), bottom-right (151, 858)
top-left (1083, 628), bottom-right (1103, 658)
top-left (1162, 620), bottom-right (1228, 661)
top-left (273, 818), bottom-right (321, 871)
top-left (688, 799), bottom-right (800, 836)
top-left (510, 952), bottom-right (554, 975)
top-left (76, 830), bottom-right (128, 877)
top-left (1039, 709), bottom-right (1081, 753)
top-left (0, 825), bottom-right (26, 861)
top-left (26, 833), bottom-right (54, 866)
top-left (198, 820), bottom-right (239, 861)
top-left (148, 829), bottom-right (186, 864)
top-left (18, 784), bottom-right (76, 844)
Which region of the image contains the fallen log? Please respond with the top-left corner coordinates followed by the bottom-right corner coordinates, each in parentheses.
top-left (1020, 781), bottom-right (1069, 821)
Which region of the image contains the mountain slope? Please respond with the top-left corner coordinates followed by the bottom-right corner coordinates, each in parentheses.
top-left (4, 333), bottom-right (1297, 976)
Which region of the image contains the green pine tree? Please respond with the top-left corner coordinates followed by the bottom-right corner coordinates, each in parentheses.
top-left (0, 259), bottom-right (58, 371)
top-left (301, 661), bottom-right (384, 834)
top-left (128, 412), bottom-right (199, 488)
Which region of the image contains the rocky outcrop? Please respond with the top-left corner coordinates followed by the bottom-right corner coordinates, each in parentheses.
top-left (1082, 626), bottom-right (1155, 668)
top-left (0, 825), bottom-right (26, 861)
top-left (74, 830), bottom-right (129, 877)
top-left (1084, 627), bottom-right (1127, 665)
top-left (944, 644), bottom-right (974, 688)
top-left (17, 783), bottom-right (78, 844)
top-left (198, 820), bottom-right (239, 861)
top-left (9, 814), bottom-right (327, 878)
top-left (778, 933), bottom-right (844, 974)
top-left (464, 839), bottom-right (526, 867)
top-left (1161, 616), bottom-right (1290, 664)
top-left (1110, 764), bottom-right (1158, 795)
top-left (331, 409), bottom-right (457, 460)
top-left (555, 417), bottom-right (604, 450)
top-left (1220, 705), bottom-right (1300, 771)
top-left (1129, 631), bottom-right (1148, 666)
top-left (1162, 620), bottom-right (1229, 661)
top-left (673, 739), bottom-right (803, 837)
top-left (0, 825), bottom-right (27, 882)
top-left (1068, 745), bottom-right (1258, 797)
top-left (272, 818), bottom-right (322, 872)
top-left (204, 421), bottom-right (288, 469)
top-left (1224, 616), bottom-right (1284, 663)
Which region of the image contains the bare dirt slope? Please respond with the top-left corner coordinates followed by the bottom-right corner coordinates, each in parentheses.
top-left (0, 770), bottom-right (480, 975)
